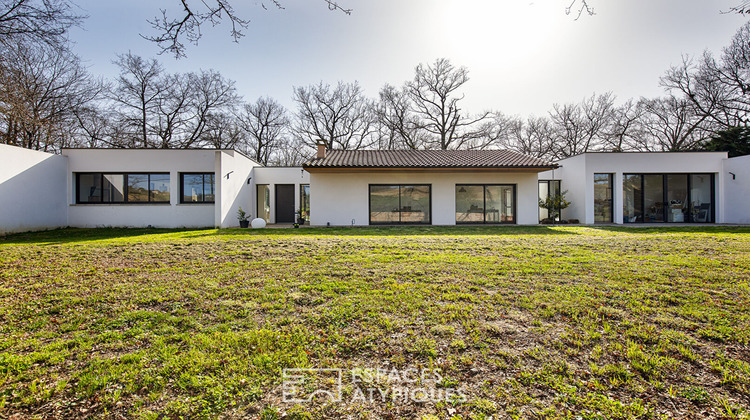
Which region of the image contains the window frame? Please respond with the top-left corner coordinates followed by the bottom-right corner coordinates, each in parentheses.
top-left (179, 172), bottom-right (216, 204)
top-left (75, 172), bottom-right (171, 204)
top-left (538, 180), bottom-right (561, 222)
top-left (368, 184), bottom-right (432, 225)
top-left (593, 173), bottom-right (614, 224)
top-left (300, 184), bottom-right (310, 224)
top-left (455, 184), bottom-right (517, 225)
top-left (622, 173), bottom-right (715, 223)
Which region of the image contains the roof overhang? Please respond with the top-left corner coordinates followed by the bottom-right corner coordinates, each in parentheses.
top-left (302, 166), bottom-right (559, 173)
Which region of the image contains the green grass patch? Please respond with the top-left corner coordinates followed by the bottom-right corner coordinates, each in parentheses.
top-left (1, 226), bottom-right (749, 418)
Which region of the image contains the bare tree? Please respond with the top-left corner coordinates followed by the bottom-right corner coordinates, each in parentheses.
top-left (0, 0), bottom-right (83, 47)
top-left (270, 137), bottom-right (309, 166)
top-left (145, 0), bottom-right (351, 58)
top-left (406, 58), bottom-right (492, 150)
top-left (375, 83), bottom-right (426, 149)
top-left (110, 54), bottom-right (239, 148)
top-left (293, 81), bottom-right (376, 150)
top-left (638, 96), bottom-right (713, 151)
top-left (180, 69), bottom-right (239, 147)
top-left (661, 55), bottom-right (739, 129)
top-left (111, 53), bottom-right (165, 147)
top-left (501, 115), bottom-right (555, 159)
top-left (601, 99), bottom-right (645, 151)
top-left (236, 96), bottom-right (289, 165)
top-left (0, 41), bottom-right (100, 151)
top-left (549, 92), bottom-right (614, 158)
top-left (201, 111), bottom-right (244, 149)
top-left (152, 73), bottom-right (191, 148)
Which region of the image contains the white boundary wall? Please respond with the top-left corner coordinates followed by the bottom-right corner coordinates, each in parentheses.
top-left (0, 145), bottom-right (68, 234)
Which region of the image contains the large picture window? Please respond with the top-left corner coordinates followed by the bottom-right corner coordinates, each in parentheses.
top-left (456, 184), bottom-right (516, 224)
top-left (369, 185), bottom-right (431, 224)
top-left (623, 173), bottom-right (714, 223)
top-left (76, 173), bottom-right (170, 204)
top-left (181, 173), bottom-right (215, 203)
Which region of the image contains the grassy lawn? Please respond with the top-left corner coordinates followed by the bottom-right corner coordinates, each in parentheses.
top-left (1, 226), bottom-right (749, 419)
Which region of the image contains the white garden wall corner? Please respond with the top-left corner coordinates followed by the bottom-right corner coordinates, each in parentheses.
top-left (0, 145), bottom-right (68, 234)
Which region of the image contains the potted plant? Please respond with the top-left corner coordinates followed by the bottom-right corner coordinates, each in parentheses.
top-left (295, 209), bottom-right (306, 225)
top-left (237, 207), bottom-right (250, 228)
top-left (539, 190), bottom-right (571, 225)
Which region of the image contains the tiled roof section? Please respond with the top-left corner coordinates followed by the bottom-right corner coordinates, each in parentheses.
top-left (304, 149), bottom-right (557, 169)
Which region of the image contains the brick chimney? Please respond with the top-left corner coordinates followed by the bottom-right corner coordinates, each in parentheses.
top-left (316, 139), bottom-right (327, 159)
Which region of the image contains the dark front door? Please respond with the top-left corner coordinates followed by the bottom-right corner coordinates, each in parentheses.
top-left (275, 184), bottom-right (295, 223)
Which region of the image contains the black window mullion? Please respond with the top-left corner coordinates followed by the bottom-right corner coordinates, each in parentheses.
top-left (685, 174), bottom-right (693, 223)
top-left (398, 186), bottom-right (402, 224)
top-left (662, 175), bottom-right (668, 223)
top-left (482, 186), bottom-right (487, 224)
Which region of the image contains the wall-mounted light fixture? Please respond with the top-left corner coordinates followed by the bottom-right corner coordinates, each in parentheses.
top-left (729, 172), bottom-right (736, 180)
top-left (225, 171), bottom-right (234, 179)
top-left (247, 177), bottom-right (252, 185)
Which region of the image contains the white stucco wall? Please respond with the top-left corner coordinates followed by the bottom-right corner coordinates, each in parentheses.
top-left (539, 155), bottom-right (587, 222)
top-left (252, 167), bottom-right (310, 224)
top-left (217, 151), bottom-right (259, 228)
top-left (0, 144), bottom-right (68, 234)
top-left (64, 149), bottom-right (227, 228)
top-left (541, 152), bottom-right (728, 224)
top-left (723, 155), bottom-right (750, 224)
top-left (308, 170), bottom-right (540, 226)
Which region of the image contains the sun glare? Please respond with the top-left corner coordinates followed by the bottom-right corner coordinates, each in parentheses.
top-left (440, 0), bottom-right (564, 64)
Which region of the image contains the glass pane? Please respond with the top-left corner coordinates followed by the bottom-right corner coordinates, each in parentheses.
top-left (204, 174), bottom-right (215, 202)
top-left (78, 173), bottom-right (101, 203)
top-left (690, 174), bottom-right (713, 223)
top-left (257, 185), bottom-right (270, 221)
top-left (183, 174), bottom-right (204, 202)
top-left (538, 182), bottom-right (549, 221)
top-left (594, 174), bottom-right (612, 223)
top-left (102, 174), bottom-right (125, 202)
top-left (370, 185), bottom-right (400, 223)
top-left (150, 174), bottom-right (170, 202)
top-left (455, 185), bottom-right (484, 223)
top-left (503, 186), bottom-right (515, 223)
top-left (667, 174), bottom-right (688, 222)
top-left (550, 181), bottom-right (561, 197)
top-left (623, 174), bottom-right (642, 223)
top-left (400, 185), bottom-right (430, 223)
top-left (643, 175), bottom-right (664, 222)
top-left (300, 184), bottom-right (310, 222)
top-left (127, 174), bottom-right (149, 202)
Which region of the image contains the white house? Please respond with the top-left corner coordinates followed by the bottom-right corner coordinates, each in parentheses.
top-left (1, 143), bottom-right (749, 234)
top-left (538, 152), bottom-right (750, 225)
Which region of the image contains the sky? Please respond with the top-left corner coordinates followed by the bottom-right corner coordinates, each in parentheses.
top-left (67, 0), bottom-right (748, 118)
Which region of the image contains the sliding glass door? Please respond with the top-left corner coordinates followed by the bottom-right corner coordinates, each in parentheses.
top-left (369, 185), bottom-right (431, 224)
top-left (623, 173), bottom-right (714, 223)
top-left (456, 184), bottom-right (516, 224)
